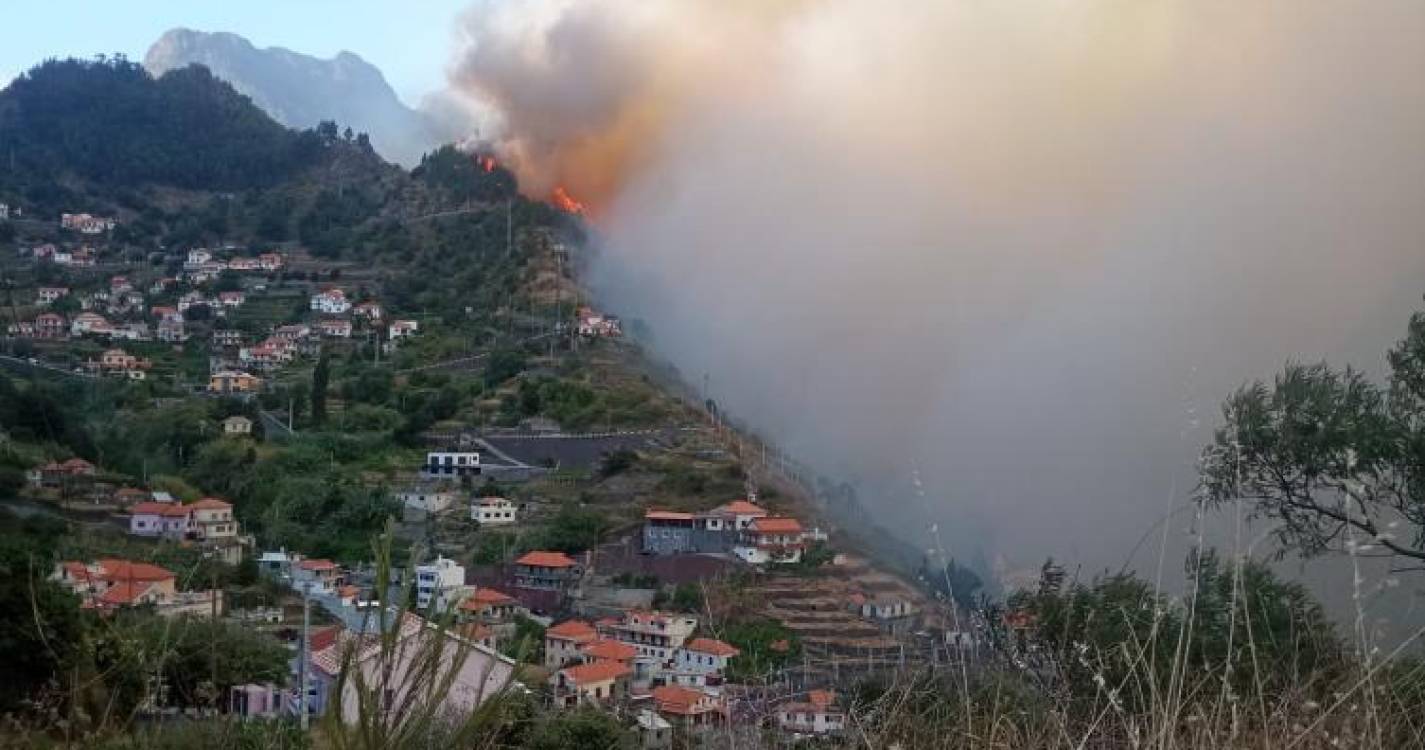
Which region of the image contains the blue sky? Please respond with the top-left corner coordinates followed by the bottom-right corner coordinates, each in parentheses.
top-left (0, 1), bottom-right (470, 104)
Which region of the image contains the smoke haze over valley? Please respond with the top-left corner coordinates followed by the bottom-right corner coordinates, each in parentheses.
top-left (448, 0), bottom-right (1425, 573)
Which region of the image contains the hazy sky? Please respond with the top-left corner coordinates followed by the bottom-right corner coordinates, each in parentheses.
top-left (0, 1), bottom-right (464, 103)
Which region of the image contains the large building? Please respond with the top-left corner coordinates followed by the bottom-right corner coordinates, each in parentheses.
top-left (641, 499), bottom-right (769, 555)
top-left (513, 551), bottom-right (581, 591)
top-left (415, 557), bottom-right (468, 613)
top-left (421, 451), bottom-right (481, 480)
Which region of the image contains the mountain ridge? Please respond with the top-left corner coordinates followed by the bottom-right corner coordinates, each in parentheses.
top-left (143, 28), bottom-right (446, 166)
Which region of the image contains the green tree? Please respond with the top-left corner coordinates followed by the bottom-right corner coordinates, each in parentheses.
top-left (311, 351), bottom-right (330, 426)
top-left (1200, 306), bottom-right (1425, 564)
top-left (0, 509), bottom-right (82, 714)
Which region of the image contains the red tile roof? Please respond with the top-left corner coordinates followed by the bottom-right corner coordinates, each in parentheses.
top-left (546, 620), bottom-right (598, 641)
top-left (187, 497), bottom-right (232, 510)
top-left (684, 637), bottom-right (740, 657)
top-left (750, 517), bottom-right (803, 534)
top-left (808, 689), bottom-right (837, 708)
top-left (309, 625), bottom-right (342, 653)
top-left (580, 639), bottom-right (637, 662)
top-left (97, 580), bottom-right (159, 607)
top-left (516, 551), bottom-right (577, 568)
top-left (94, 559), bottom-right (175, 582)
top-left (129, 502), bottom-right (180, 516)
top-left (461, 588), bottom-right (516, 609)
top-left (652, 685), bottom-right (715, 715)
top-left (645, 509), bottom-right (694, 521)
top-left (560, 660), bottom-right (631, 685)
top-left (715, 500), bottom-right (767, 516)
top-left (61, 458), bottom-right (95, 472)
top-left (299, 559), bottom-right (338, 571)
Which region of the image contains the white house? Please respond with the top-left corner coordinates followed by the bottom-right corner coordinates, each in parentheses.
top-left (128, 502), bottom-right (191, 539)
top-left (397, 485), bottom-right (458, 514)
top-left (674, 638), bottom-right (740, 680)
top-left (317, 319), bottom-right (353, 338)
top-left (186, 248), bottom-right (212, 267)
top-left (388, 319), bottom-right (419, 339)
top-left (310, 289), bottom-right (351, 314)
top-left (472, 497), bottom-right (517, 526)
top-left (415, 557), bottom-right (468, 613)
top-left (309, 614), bottom-right (516, 726)
top-left (733, 517), bottom-right (806, 565)
top-left (223, 415), bottom-right (253, 435)
top-left (37, 287), bottom-right (69, 305)
top-left (777, 690), bottom-right (846, 737)
top-left (421, 451), bottom-right (480, 480)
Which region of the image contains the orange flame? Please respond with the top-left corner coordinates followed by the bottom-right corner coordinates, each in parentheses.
top-left (550, 186), bottom-right (588, 215)
top-left (477, 154), bottom-right (497, 173)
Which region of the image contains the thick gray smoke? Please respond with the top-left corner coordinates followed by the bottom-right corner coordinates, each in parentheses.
top-left (451, 1), bottom-right (1425, 579)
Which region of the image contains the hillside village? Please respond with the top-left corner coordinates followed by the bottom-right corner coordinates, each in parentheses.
top-left (0, 172), bottom-right (968, 746)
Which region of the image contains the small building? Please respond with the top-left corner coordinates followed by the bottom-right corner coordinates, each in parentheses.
top-left (472, 496), bottom-right (517, 526)
top-left (776, 690), bottom-right (846, 737)
top-left (637, 710), bottom-right (673, 750)
top-left (219, 291), bottom-right (246, 308)
top-left (317, 319), bottom-right (352, 338)
top-left (513, 551), bottom-right (581, 592)
top-left (675, 638), bottom-right (740, 680)
top-left (34, 312), bottom-right (67, 339)
top-left (188, 497), bottom-right (238, 541)
top-left (310, 289), bottom-right (351, 315)
top-left (733, 517), bottom-right (806, 565)
top-left (397, 484), bottom-right (459, 514)
top-left (53, 559), bottom-right (177, 612)
top-left (157, 318), bottom-right (188, 343)
top-left (544, 619), bottom-right (598, 670)
top-left (128, 501), bottom-right (192, 539)
top-left (209, 370), bottom-right (262, 394)
top-left (458, 587), bottom-right (523, 623)
top-left (293, 559), bottom-right (342, 594)
top-left (651, 685), bottom-right (723, 728)
top-left (354, 301), bottom-right (383, 320)
top-left (258, 253), bottom-right (283, 271)
top-left (212, 329), bottom-right (244, 348)
top-left (388, 319), bottom-right (419, 339)
top-left (550, 660), bottom-right (631, 709)
top-left (37, 286), bottom-right (69, 305)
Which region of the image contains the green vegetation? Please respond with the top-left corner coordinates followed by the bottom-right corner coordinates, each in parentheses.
top-left (0, 58), bottom-right (328, 197)
top-left (723, 618), bottom-right (800, 682)
top-left (1200, 305), bottom-right (1425, 563)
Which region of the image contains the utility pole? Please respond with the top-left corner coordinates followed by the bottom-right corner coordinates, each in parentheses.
top-left (299, 583), bottom-right (311, 729)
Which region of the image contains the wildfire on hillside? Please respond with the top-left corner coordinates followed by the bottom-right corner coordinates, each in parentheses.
top-left (477, 154), bottom-right (497, 173)
top-left (550, 186), bottom-right (587, 215)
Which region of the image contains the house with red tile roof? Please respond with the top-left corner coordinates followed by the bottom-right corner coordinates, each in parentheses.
top-left (544, 619), bottom-right (598, 670)
top-left (513, 550), bottom-right (582, 592)
top-left (734, 516), bottom-right (807, 565)
top-left (777, 689), bottom-right (846, 736)
top-left (674, 637), bottom-right (741, 682)
top-left (458, 587), bottom-right (524, 623)
top-left (642, 498), bottom-right (774, 555)
top-left (52, 559), bottom-right (177, 611)
top-left (550, 660), bottom-right (632, 709)
top-left (128, 501), bottom-right (193, 538)
top-left (580, 638), bottom-right (638, 665)
top-left (651, 684), bottom-right (724, 726)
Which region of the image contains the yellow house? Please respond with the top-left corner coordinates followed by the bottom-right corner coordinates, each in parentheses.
top-left (209, 370), bottom-right (262, 394)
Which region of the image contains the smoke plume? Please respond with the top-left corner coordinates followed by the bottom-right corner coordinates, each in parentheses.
top-left (450, 1), bottom-right (1425, 574)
